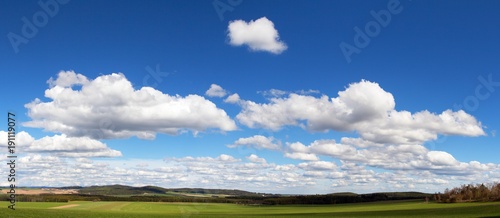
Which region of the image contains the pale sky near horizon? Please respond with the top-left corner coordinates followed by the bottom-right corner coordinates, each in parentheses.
top-left (0, 0), bottom-right (499, 194)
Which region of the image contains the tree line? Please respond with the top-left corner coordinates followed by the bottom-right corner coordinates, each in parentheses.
top-left (0, 194), bottom-right (234, 203)
top-left (11, 183), bottom-right (500, 205)
top-left (0, 192), bottom-right (431, 205)
top-left (436, 182), bottom-right (500, 203)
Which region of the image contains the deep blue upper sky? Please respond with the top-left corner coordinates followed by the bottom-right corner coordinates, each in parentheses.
top-left (0, 0), bottom-right (499, 194)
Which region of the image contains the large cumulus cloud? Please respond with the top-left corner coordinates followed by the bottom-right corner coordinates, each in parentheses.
top-left (24, 71), bottom-right (237, 139)
top-left (236, 80), bottom-right (485, 144)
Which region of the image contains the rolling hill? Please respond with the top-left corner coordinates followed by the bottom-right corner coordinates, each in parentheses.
top-left (76, 185), bottom-right (264, 196)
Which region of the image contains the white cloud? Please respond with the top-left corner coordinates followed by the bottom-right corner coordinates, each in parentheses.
top-left (28, 134), bottom-right (122, 157)
top-left (0, 131), bottom-right (35, 147)
top-left (297, 89), bottom-right (320, 95)
top-left (217, 154), bottom-right (239, 162)
top-left (224, 93), bottom-right (241, 104)
top-left (303, 171), bottom-right (325, 178)
top-left (228, 135), bottom-right (281, 150)
top-left (284, 142), bottom-right (319, 161)
top-left (236, 80), bottom-right (485, 144)
top-left (24, 71), bottom-right (237, 139)
top-left (227, 17), bottom-right (287, 54)
top-left (205, 84), bottom-right (227, 97)
top-left (308, 140), bottom-right (357, 158)
top-left (340, 137), bottom-right (384, 148)
top-left (0, 131), bottom-right (121, 157)
top-left (247, 154), bottom-right (267, 164)
top-left (284, 152), bottom-right (319, 161)
top-left (169, 154), bottom-right (240, 164)
top-left (47, 70), bottom-right (89, 88)
top-left (426, 151), bottom-right (459, 166)
top-left (236, 80), bottom-right (394, 131)
top-left (7, 74), bottom-right (496, 194)
top-left (258, 89), bottom-right (321, 99)
top-left (283, 137), bottom-right (496, 177)
top-left (259, 89), bottom-right (288, 98)
top-left (298, 161), bottom-right (337, 171)
top-left (0, 149), bottom-right (496, 194)
top-left (359, 109), bottom-right (485, 144)
top-left (287, 142), bottom-right (309, 153)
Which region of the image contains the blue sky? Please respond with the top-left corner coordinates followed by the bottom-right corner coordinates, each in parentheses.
top-left (1, 0), bottom-right (499, 194)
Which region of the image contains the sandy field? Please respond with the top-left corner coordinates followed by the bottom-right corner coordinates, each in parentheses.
top-left (50, 204), bottom-right (79, 209)
top-left (1, 188), bottom-right (79, 195)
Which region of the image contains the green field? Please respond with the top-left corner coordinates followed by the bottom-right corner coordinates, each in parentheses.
top-left (1, 200), bottom-right (499, 217)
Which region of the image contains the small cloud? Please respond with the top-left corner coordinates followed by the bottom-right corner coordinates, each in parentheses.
top-left (47, 70), bottom-right (89, 88)
top-left (217, 154), bottom-right (239, 162)
top-left (247, 154), bottom-right (267, 164)
top-left (298, 161), bottom-right (337, 171)
top-left (426, 151), bottom-right (459, 166)
top-left (227, 17), bottom-right (287, 54)
top-left (258, 89), bottom-right (288, 98)
top-left (297, 89), bottom-right (320, 95)
top-left (224, 93), bottom-right (241, 104)
top-left (284, 152), bottom-right (319, 161)
top-left (258, 89), bottom-right (320, 99)
top-left (228, 135), bottom-right (281, 150)
top-left (205, 84), bottom-right (227, 97)
top-left (0, 131), bottom-right (121, 158)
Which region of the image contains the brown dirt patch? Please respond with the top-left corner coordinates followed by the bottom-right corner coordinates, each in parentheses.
top-left (50, 204), bottom-right (79, 209)
top-left (1, 188), bottom-right (78, 195)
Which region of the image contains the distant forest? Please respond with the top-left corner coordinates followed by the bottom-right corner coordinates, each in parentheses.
top-left (0, 185), bottom-right (431, 205)
top-left (2, 192), bottom-right (432, 205)
top-left (2, 183), bottom-right (499, 205)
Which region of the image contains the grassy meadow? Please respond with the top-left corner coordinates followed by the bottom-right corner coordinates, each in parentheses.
top-left (1, 200), bottom-right (500, 217)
